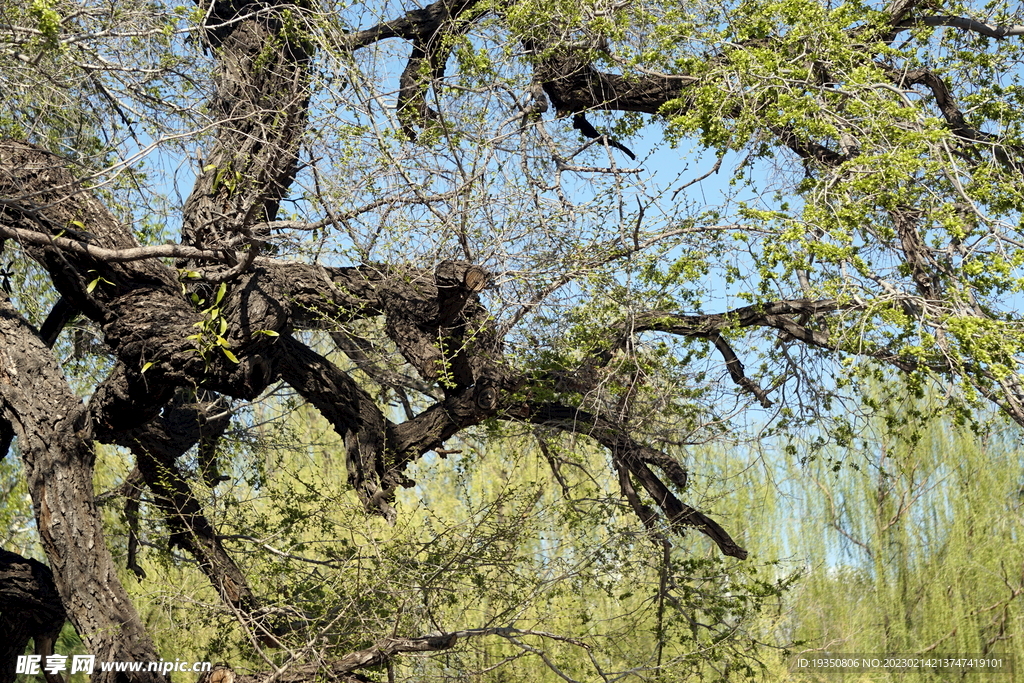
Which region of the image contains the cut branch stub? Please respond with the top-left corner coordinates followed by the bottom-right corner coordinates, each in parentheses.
top-left (463, 265), bottom-right (489, 292)
top-left (435, 261), bottom-right (491, 327)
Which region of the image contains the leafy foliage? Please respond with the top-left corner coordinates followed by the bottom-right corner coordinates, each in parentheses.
top-left (5, 0), bottom-right (1024, 678)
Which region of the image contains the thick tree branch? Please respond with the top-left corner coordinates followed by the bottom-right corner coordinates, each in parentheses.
top-left (274, 261), bottom-right (508, 518)
top-left (894, 68), bottom-right (992, 142)
top-left (0, 549), bottom-right (66, 683)
top-left (113, 397), bottom-right (284, 645)
top-left (0, 141), bottom-right (253, 395)
top-left (0, 297), bottom-right (166, 683)
top-left (708, 333), bottom-right (773, 408)
top-left (549, 300), bottom-right (845, 407)
top-left (531, 44), bottom-right (690, 116)
top-left (338, 0), bottom-right (485, 140)
top-left (894, 15), bottom-right (1024, 38)
top-left (181, 0), bottom-right (314, 252)
top-left (272, 335), bottom-right (399, 519)
top-left (572, 113), bottom-right (637, 160)
top-left (630, 299), bottom-right (843, 344)
top-left (203, 626), bottom-right (590, 683)
top-left (508, 401), bottom-right (747, 559)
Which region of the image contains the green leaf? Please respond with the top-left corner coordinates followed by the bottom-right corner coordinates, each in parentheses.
top-left (220, 347), bottom-right (239, 363)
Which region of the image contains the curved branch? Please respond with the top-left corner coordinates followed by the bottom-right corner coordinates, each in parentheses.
top-left (343, 0), bottom-right (480, 48)
top-left (709, 333), bottom-right (772, 408)
top-left (512, 401), bottom-right (747, 559)
top-left (630, 299), bottom-right (845, 343)
top-left (181, 0), bottom-right (314, 251)
top-left (114, 396), bottom-right (283, 646)
top-left (894, 15), bottom-right (1024, 38)
top-left (560, 300), bottom-right (845, 406)
top-left (341, 0), bottom-right (485, 139)
top-left (275, 313), bottom-right (506, 519)
top-left (204, 626), bottom-right (590, 683)
top-left (0, 140), bottom-right (253, 397)
top-left (630, 299), bottom-right (956, 376)
top-left (893, 67), bottom-right (991, 142)
top-left (272, 335), bottom-right (398, 519)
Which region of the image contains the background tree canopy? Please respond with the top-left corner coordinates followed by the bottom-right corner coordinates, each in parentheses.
top-left (2, 0), bottom-right (1024, 679)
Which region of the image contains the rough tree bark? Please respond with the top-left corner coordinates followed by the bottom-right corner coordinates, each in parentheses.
top-left (2, 0), bottom-right (1010, 678)
top-left (0, 549), bottom-right (66, 683)
top-left (0, 295), bottom-right (166, 683)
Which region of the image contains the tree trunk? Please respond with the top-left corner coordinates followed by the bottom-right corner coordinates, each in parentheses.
top-left (0, 297), bottom-right (165, 683)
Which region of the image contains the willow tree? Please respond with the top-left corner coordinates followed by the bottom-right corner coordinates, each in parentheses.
top-left (2, 0), bottom-right (1024, 678)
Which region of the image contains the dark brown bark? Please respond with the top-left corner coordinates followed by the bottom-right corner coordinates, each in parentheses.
top-left (116, 398), bottom-right (282, 643)
top-left (0, 549), bottom-right (66, 683)
top-left (510, 402), bottom-right (748, 559)
top-left (273, 335), bottom-right (397, 517)
top-left (271, 260), bottom-right (510, 517)
top-left (181, 0), bottom-right (313, 253)
top-left (0, 142), bottom-right (238, 405)
top-left (394, 0), bottom-right (482, 139)
top-left (1, 0), bottom-right (953, 677)
top-left (0, 123), bottom-right (803, 668)
top-left (199, 627), bottom-right (582, 683)
top-left (0, 126), bottom-right (891, 675)
top-left (0, 297), bottom-right (166, 683)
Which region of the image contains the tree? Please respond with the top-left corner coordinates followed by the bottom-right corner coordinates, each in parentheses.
top-left (2, 0), bottom-right (1024, 678)
top-left (784, 399), bottom-right (1024, 671)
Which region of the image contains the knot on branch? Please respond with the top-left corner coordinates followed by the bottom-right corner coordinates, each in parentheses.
top-left (474, 383), bottom-right (498, 410)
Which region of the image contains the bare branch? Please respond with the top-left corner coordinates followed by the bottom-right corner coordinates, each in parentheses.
top-left (0, 214), bottom-right (236, 264)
